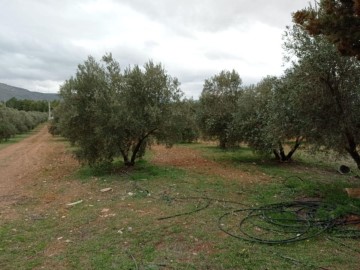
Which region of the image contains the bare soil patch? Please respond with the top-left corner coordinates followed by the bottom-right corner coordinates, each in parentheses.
top-left (151, 145), bottom-right (269, 183)
top-left (0, 129), bottom-right (267, 221)
top-left (0, 125), bottom-right (80, 220)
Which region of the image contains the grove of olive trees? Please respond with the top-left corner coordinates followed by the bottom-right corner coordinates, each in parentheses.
top-left (0, 104), bottom-right (48, 142)
top-left (5, 98), bottom-right (59, 113)
top-left (50, 2), bottom-right (360, 169)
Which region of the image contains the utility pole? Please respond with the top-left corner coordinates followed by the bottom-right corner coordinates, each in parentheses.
top-left (48, 101), bottom-right (51, 120)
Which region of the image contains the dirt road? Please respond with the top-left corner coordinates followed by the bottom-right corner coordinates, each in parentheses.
top-left (0, 127), bottom-right (266, 220)
top-left (0, 125), bottom-right (78, 218)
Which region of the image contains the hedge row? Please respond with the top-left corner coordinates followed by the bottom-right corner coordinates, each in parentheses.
top-left (0, 105), bottom-right (48, 142)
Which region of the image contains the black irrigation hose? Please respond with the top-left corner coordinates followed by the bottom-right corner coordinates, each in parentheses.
top-left (326, 236), bottom-right (360, 254)
top-left (157, 196), bottom-right (360, 244)
top-left (126, 250), bottom-right (139, 270)
top-left (182, 196), bottom-right (250, 207)
top-left (156, 198), bottom-right (339, 269)
top-left (328, 224), bottom-right (360, 238)
top-left (154, 183), bottom-right (360, 245)
top-left (272, 251), bottom-right (330, 270)
top-left (284, 175), bottom-right (304, 182)
top-left (218, 201), bottom-right (359, 244)
top-left (157, 196), bottom-right (250, 220)
top-left (158, 197), bottom-right (212, 220)
top-left (154, 192), bottom-right (360, 268)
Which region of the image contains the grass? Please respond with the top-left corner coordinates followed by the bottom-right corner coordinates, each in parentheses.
top-left (1, 142), bottom-right (359, 269)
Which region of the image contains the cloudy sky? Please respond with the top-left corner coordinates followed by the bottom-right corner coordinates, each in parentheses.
top-left (0, 0), bottom-right (308, 98)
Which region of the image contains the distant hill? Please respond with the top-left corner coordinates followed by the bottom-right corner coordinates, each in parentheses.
top-left (0, 82), bottom-right (59, 101)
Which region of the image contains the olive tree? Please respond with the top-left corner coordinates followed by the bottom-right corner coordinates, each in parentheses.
top-left (283, 24), bottom-right (360, 168)
top-left (198, 70), bottom-right (242, 148)
top-left (55, 54), bottom-right (183, 166)
top-left (233, 76), bottom-right (303, 161)
top-left (170, 98), bottom-right (200, 143)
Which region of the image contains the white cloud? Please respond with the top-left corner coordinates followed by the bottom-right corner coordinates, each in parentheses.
top-left (0, 0), bottom-right (309, 98)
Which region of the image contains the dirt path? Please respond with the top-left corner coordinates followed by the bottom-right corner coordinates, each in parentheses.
top-left (151, 145), bottom-right (269, 183)
top-left (0, 125), bottom-right (79, 218)
top-left (0, 129), bottom-right (266, 220)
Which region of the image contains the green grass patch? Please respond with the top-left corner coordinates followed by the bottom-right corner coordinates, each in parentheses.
top-left (1, 143), bottom-right (359, 269)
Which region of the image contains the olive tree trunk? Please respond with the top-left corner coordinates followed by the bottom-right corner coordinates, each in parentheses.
top-left (345, 131), bottom-right (360, 169)
top-left (121, 128), bottom-right (157, 166)
top-left (273, 137), bottom-right (302, 162)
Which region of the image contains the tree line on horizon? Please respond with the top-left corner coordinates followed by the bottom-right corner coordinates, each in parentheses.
top-left (49, 0), bottom-right (360, 169)
top-left (4, 98), bottom-right (60, 113)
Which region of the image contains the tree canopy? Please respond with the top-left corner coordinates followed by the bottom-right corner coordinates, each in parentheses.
top-left (233, 76), bottom-right (303, 161)
top-left (283, 24), bottom-right (360, 167)
top-left (53, 54), bottom-right (183, 166)
top-left (293, 0), bottom-right (360, 58)
top-left (5, 98), bottom-right (59, 113)
top-left (0, 104), bottom-right (48, 142)
top-left (198, 70), bottom-right (242, 148)
top-left (48, 4), bottom-right (360, 169)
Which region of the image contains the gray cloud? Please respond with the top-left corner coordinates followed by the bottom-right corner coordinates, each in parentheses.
top-left (0, 0), bottom-right (309, 97)
top-left (121, 0), bottom-right (307, 32)
top-left (204, 50), bottom-right (247, 61)
top-left (0, 34), bottom-right (86, 80)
